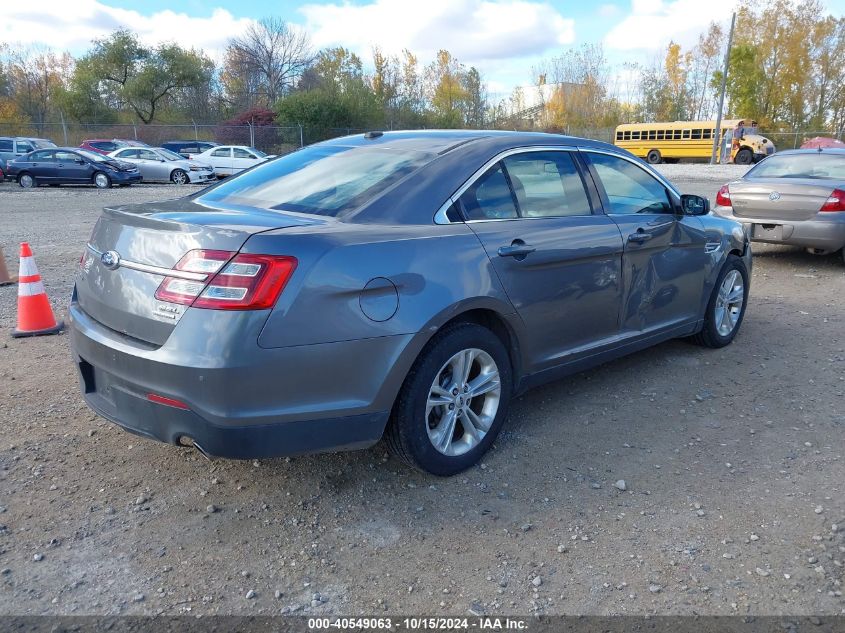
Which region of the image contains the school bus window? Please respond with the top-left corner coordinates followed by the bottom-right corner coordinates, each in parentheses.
top-left (703, 129), bottom-right (712, 140)
top-left (648, 130), bottom-right (656, 140)
top-left (682, 129), bottom-right (690, 139)
top-left (631, 131), bottom-right (639, 140)
top-left (673, 130), bottom-right (682, 139)
top-left (656, 130), bottom-right (665, 140)
top-left (691, 129), bottom-right (702, 140)
top-left (623, 131), bottom-right (631, 140)
top-left (616, 131), bottom-right (623, 141)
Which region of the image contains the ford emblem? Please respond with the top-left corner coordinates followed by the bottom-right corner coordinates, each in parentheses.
top-left (769, 191), bottom-right (781, 201)
top-left (101, 250), bottom-right (121, 270)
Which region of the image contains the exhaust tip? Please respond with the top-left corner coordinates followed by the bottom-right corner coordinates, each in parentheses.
top-left (178, 435), bottom-right (213, 461)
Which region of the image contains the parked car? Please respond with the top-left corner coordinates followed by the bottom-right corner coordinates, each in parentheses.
top-left (6, 147), bottom-right (141, 188)
top-left (69, 130), bottom-right (751, 475)
top-left (108, 147), bottom-right (216, 184)
top-left (189, 145), bottom-right (272, 177)
top-left (79, 139), bottom-right (151, 155)
top-left (0, 136), bottom-right (56, 172)
top-left (161, 140), bottom-right (219, 158)
top-left (714, 149), bottom-right (845, 262)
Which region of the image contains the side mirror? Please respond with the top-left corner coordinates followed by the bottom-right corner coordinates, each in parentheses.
top-left (680, 194), bottom-right (710, 216)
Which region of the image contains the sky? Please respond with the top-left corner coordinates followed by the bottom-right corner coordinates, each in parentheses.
top-left (3, 0), bottom-right (845, 100)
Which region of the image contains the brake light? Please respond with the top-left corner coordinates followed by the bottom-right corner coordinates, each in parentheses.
top-left (820, 188), bottom-right (845, 212)
top-left (716, 185), bottom-right (731, 207)
top-left (154, 250), bottom-right (297, 310)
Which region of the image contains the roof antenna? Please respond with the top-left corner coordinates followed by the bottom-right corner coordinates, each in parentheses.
top-left (364, 131), bottom-right (384, 139)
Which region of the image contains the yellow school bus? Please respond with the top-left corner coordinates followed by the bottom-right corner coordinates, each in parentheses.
top-left (613, 119), bottom-right (775, 164)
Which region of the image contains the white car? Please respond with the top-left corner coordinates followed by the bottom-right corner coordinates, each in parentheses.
top-left (189, 145), bottom-right (272, 178)
top-left (108, 147), bottom-right (216, 185)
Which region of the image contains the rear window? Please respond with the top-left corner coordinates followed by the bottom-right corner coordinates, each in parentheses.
top-left (747, 153), bottom-right (845, 180)
top-left (197, 145), bottom-right (432, 216)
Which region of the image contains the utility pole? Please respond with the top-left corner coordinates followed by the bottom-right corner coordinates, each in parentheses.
top-left (711, 12), bottom-right (736, 165)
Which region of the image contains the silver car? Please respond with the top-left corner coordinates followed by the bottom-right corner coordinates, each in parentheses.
top-left (107, 147), bottom-right (216, 184)
top-left (70, 131), bottom-right (752, 476)
top-left (714, 149), bottom-right (845, 262)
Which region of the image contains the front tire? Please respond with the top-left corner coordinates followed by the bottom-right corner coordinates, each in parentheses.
top-left (171, 169), bottom-right (188, 185)
top-left (646, 149), bottom-right (662, 164)
top-left (93, 172), bottom-right (111, 189)
top-left (735, 148), bottom-right (753, 165)
top-left (386, 323), bottom-right (512, 476)
top-left (18, 173), bottom-right (36, 188)
top-left (691, 255), bottom-right (749, 348)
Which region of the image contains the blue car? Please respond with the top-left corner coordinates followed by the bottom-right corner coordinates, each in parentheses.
top-left (6, 147), bottom-right (142, 188)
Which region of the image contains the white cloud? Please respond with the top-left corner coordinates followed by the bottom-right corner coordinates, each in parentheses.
top-left (1, 1), bottom-right (253, 58)
top-left (604, 0), bottom-right (737, 51)
top-left (299, 0), bottom-right (575, 65)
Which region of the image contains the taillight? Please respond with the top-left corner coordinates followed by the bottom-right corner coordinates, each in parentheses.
top-left (820, 188), bottom-right (845, 212)
top-left (716, 185), bottom-right (731, 207)
top-left (154, 250), bottom-right (297, 310)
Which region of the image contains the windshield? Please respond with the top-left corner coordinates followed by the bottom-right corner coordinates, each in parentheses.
top-left (197, 145), bottom-right (432, 216)
top-left (747, 153), bottom-right (845, 180)
top-left (77, 149), bottom-right (110, 162)
top-left (158, 148), bottom-right (185, 161)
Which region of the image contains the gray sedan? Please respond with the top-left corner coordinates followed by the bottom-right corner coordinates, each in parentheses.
top-left (714, 149), bottom-right (845, 262)
top-left (107, 147), bottom-right (216, 184)
top-left (69, 131), bottom-right (751, 476)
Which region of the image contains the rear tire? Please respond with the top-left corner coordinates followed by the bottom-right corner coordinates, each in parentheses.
top-left (386, 323), bottom-right (512, 476)
top-left (18, 173), bottom-right (36, 188)
top-left (690, 255), bottom-right (749, 348)
top-left (646, 149), bottom-right (662, 164)
top-left (93, 172), bottom-right (111, 189)
top-left (735, 148), bottom-right (753, 165)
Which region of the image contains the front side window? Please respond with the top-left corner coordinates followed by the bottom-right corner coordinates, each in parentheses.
top-left (91, 142), bottom-right (117, 151)
top-left (233, 148), bottom-right (256, 159)
top-left (502, 152), bottom-right (591, 218)
top-left (587, 152), bottom-right (673, 215)
top-left (138, 150), bottom-right (159, 160)
top-left (116, 149), bottom-right (139, 159)
top-left (16, 142), bottom-right (34, 153)
top-left (458, 164), bottom-right (518, 221)
top-left (54, 151), bottom-right (79, 162)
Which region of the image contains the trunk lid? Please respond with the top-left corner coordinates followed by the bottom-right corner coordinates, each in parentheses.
top-left (76, 198), bottom-right (321, 346)
top-left (729, 177), bottom-right (836, 221)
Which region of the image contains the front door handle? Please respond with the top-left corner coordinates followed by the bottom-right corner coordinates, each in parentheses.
top-left (627, 231), bottom-right (653, 243)
top-left (497, 241), bottom-right (536, 259)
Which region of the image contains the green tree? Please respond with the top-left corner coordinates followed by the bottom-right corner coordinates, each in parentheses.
top-left (68, 30), bottom-right (212, 124)
top-left (426, 50), bottom-right (468, 127)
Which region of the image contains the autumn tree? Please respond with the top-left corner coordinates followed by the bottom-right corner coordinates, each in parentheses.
top-left (426, 50), bottom-right (469, 127)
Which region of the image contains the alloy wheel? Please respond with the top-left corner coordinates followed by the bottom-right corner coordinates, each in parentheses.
top-left (714, 269), bottom-right (744, 336)
top-left (19, 174), bottom-right (34, 188)
top-left (95, 173), bottom-right (110, 188)
top-left (426, 348), bottom-right (501, 456)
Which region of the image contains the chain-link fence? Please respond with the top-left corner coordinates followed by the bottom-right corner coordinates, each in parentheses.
top-left (0, 122), bottom-right (373, 157)
top-left (0, 121), bottom-right (841, 155)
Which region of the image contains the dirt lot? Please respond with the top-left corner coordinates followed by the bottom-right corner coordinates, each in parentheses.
top-left (0, 165), bottom-right (843, 617)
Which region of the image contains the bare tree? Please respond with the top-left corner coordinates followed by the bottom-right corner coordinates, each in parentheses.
top-left (223, 17), bottom-right (313, 109)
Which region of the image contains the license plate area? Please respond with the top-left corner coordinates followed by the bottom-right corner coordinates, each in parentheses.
top-left (753, 224), bottom-right (783, 240)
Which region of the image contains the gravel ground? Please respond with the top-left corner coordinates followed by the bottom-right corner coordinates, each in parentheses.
top-left (0, 168), bottom-right (843, 617)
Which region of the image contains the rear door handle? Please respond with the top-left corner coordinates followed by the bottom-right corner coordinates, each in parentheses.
top-left (627, 231), bottom-right (652, 243)
top-left (497, 242), bottom-right (536, 259)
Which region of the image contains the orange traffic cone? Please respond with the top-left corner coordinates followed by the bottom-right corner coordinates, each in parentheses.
top-left (0, 246), bottom-right (17, 286)
top-left (12, 242), bottom-right (64, 338)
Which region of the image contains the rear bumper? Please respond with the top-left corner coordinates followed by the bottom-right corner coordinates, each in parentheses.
top-left (714, 205), bottom-right (845, 251)
top-left (68, 300), bottom-right (405, 459)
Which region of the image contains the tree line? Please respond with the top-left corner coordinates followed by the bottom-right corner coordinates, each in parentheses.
top-left (0, 0), bottom-right (842, 139)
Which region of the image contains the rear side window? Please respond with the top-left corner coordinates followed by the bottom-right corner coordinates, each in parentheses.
top-left (198, 145), bottom-right (432, 217)
top-left (211, 148), bottom-right (231, 157)
top-left (117, 149), bottom-right (140, 158)
top-left (502, 151), bottom-right (591, 218)
top-left (459, 164), bottom-right (518, 221)
top-left (0, 139), bottom-right (13, 151)
top-left (587, 152), bottom-right (673, 215)
top-left (29, 150), bottom-right (54, 161)
top-left (91, 142), bottom-right (115, 151)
